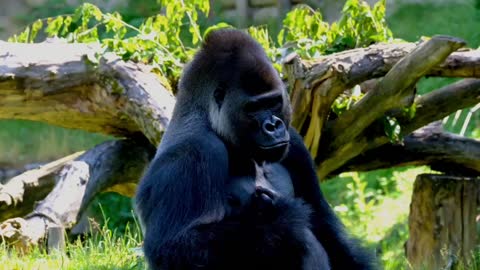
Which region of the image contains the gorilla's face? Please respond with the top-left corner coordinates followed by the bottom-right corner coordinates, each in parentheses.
top-left (210, 84), bottom-right (291, 163)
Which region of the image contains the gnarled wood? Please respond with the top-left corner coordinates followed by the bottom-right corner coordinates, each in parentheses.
top-left (283, 36), bottom-right (480, 179)
top-left (0, 139), bottom-right (154, 249)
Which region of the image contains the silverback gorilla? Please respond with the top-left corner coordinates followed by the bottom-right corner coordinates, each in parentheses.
top-left (135, 28), bottom-right (375, 270)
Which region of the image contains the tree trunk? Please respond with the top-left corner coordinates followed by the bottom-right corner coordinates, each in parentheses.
top-left (406, 174), bottom-right (480, 270)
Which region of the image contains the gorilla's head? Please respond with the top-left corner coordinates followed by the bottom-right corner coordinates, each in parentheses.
top-left (179, 29), bottom-right (292, 162)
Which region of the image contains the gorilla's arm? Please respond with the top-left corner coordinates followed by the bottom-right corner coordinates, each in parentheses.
top-left (281, 128), bottom-right (376, 269)
top-left (138, 153), bottom-right (318, 270)
top-left (135, 133), bottom-right (231, 269)
top-left (136, 132), bottom-right (311, 269)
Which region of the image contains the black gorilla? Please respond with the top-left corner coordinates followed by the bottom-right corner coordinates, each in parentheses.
top-left (135, 29), bottom-right (375, 270)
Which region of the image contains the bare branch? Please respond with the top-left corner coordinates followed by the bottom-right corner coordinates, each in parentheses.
top-left (313, 36), bottom-right (466, 178)
top-left (285, 38), bottom-right (477, 158)
top-left (316, 77), bottom-right (480, 178)
top-left (328, 36), bottom-right (465, 152)
top-left (335, 127), bottom-right (480, 176)
top-left (401, 78), bottom-right (480, 134)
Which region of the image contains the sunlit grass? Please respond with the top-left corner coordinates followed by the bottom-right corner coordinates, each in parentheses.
top-left (323, 166), bottom-right (433, 269)
top-left (0, 222), bottom-right (145, 270)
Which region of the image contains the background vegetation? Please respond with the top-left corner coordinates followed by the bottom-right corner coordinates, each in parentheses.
top-left (0, 0), bottom-right (479, 269)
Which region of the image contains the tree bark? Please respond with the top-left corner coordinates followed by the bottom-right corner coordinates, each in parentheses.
top-left (0, 41), bottom-right (175, 145)
top-left (406, 174), bottom-right (480, 270)
top-left (337, 124), bottom-right (480, 176)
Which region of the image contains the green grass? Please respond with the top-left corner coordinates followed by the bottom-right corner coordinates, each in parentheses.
top-left (0, 223), bottom-right (146, 270)
top-left (323, 166), bottom-right (430, 269)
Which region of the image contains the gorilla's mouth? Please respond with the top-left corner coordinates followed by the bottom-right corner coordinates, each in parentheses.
top-left (258, 141), bottom-right (289, 150)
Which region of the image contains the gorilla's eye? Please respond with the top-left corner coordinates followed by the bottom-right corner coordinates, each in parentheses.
top-left (214, 87), bottom-right (226, 107)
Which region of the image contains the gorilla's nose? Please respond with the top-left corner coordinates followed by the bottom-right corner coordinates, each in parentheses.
top-left (262, 115), bottom-right (286, 138)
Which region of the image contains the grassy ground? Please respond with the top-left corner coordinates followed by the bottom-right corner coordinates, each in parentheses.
top-left (0, 224), bottom-right (146, 270)
top-left (0, 1), bottom-right (479, 270)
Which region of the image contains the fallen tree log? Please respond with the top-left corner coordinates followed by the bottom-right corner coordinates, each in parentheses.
top-left (0, 41), bottom-right (175, 145)
top-left (0, 139), bottom-right (154, 249)
top-left (0, 152), bottom-right (82, 220)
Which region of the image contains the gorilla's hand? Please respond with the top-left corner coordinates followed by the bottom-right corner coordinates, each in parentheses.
top-left (252, 187), bottom-right (279, 221)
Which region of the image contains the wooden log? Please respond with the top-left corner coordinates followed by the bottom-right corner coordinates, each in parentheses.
top-left (406, 174), bottom-right (480, 269)
top-left (0, 139), bottom-right (154, 250)
top-left (0, 41), bottom-right (174, 145)
top-left (47, 225), bottom-right (65, 253)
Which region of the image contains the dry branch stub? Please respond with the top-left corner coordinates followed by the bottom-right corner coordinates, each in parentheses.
top-left (406, 174), bottom-right (480, 270)
top-left (47, 225), bottom-right (66, 253)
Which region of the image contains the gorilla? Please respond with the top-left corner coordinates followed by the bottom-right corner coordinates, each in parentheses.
top-left (135, 28), bottom-right (375, 270)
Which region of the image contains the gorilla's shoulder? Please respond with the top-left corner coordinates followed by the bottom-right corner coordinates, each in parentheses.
top-left (157, 131), bottom-right (228, 163)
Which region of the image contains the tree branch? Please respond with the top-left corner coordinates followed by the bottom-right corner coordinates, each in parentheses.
top-left (316, 77), bottom-right (480, 178)
top-left (401, 78), bottom-right (480, 133)
top-left (0, 139), bottom-right (154, 250)
top-left (0, 41), bottom-right (175, 145)
top-left (284, 38), bottom-right (478, 158)
top-left (336, 127), bottom-right (480, 176)
top-left (328, 36), bottom-right (465, 150)
top-left (315, 36), bottom-right (466, 178)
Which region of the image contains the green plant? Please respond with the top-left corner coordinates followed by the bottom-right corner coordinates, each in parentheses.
top-left (9, 1), bottom-right (210, 86)
top-left (278, 0), bottom-right (392, 58)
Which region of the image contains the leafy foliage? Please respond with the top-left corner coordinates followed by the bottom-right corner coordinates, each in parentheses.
top-left (278, 0), bottom-right (392, 58)
top-left (9, 2), bottom-right (209, 86)
top-left (9, 0), bottom-right (392, 85)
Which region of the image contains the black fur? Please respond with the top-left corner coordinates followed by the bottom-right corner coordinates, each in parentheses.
top-left (135, 28), bottom-right (375, 270)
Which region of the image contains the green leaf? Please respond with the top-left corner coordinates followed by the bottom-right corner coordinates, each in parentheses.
top-left (45, 16), bottom-right (64, 37)
top-left (383, 116), bottom-right (402, 143)
top-left (30, 19), bottom-right (43, 43)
